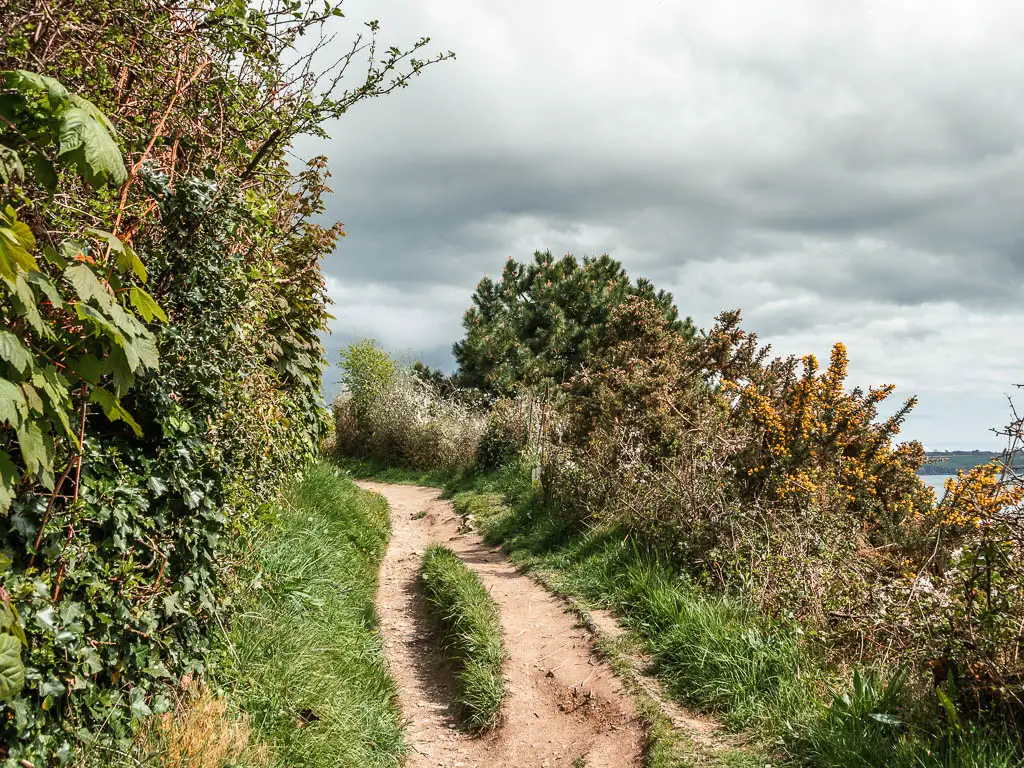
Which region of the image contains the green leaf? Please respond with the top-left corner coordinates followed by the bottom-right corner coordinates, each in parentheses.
top-left (19, 382), bottom-right (42, 413)
top-left (32, 367), bottom-right (72, 437)
top-left (0, 207), bottom-right (38, 281)
top-left (867, 712), bottom-right (901, 726)
top-left (0, 330), bottom-right (32, 375)
top-left (15, 419), bottom-right (54, 486)
top-left (8, 273), bottom-right (49, 337)
top-left (25, 271), bottom-right (63, 309)
top-left (68, 93), bottom-right (116, 134)
top-left (65, 263), bottom-right (114, 312)
top-left (28, 154), bottom-right (58, 192)
top-left (7, 604), bottom-right (26, 647)
top-left (2, 70), bottom-right (69, 111)
top-left (0, 450), bottom-right (17, 514)
top-left (0, 633), bottom-right (25, 701)
top-left (89, 388), bottom-right (142, 437)
top-left (0, 379), bottom-right (25, 427)
top-left (58, 239), bottom-right (84, 264)
top-left (57, 107), bottom-right (127, 187)
top-left (129, 287), bottom-right (167, 323)
top-left (67, 354), bottom-right (102, 386)
top-left (77, 303), bottom-right (125, 346)
top-left (116, 242), bottom-right (147, 282)
top-left (87, 228), bottom-right (146, 282)
top-left (0, 146), bottom-right (24, 185)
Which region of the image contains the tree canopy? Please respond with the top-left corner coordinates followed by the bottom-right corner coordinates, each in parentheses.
top-left (453, 251), bottom-right (691, 394)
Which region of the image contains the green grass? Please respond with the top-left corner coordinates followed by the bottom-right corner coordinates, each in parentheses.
top-left (335, 455), bottom-right (461, 487)
top-left (217, 462), bottom-right (405, 767)
top-left (448, 466), bottom-right (1024, 768)
top-left (419, 544), bottom-right (508, 731)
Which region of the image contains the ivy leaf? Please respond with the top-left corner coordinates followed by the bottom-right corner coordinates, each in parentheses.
top-left (65, 263), bottom-right (114, 312)
top-left (0, 450), bottom-right (17, 514)
top-left (0, 146), bottom-right (24, 185)
top-left (57, 107), bottom-right (127, 188)
top-left (89, 388), bottom-right (142, 437)
top-left (34, 606), bottom-right (57, 633)
top-left (130, 687), bottom-right (152, 718)
top-left (0, 330), bottom-right (32, 375)
top-left (129, 287), bottom-right (167, 323)
top-left (147, 475), bottom-right (167, 496)
top-left (0, 633), bottom-right (25, 701)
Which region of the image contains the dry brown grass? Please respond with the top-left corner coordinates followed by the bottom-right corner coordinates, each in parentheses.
top-left (134, 680), bottom-right (270, 768)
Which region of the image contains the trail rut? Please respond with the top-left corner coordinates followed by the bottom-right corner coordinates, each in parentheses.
top-left (359, 481), bottom-right (646, 768)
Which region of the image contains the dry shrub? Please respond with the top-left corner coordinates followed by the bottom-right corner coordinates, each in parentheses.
top-left (477, 392), bottom-right (549, 469)
top-left (333, 340), bottom-right (485, 471)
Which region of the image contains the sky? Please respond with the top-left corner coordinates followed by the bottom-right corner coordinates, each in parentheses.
top-left (296, 0), bottom-right (1024, 451)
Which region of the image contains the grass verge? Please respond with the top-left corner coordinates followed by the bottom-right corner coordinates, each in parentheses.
top-left (214, 462), bottom-right (406, 767)
top-left (419, 544), bottom-right (508, 731)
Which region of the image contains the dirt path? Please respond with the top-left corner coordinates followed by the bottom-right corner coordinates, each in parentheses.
top-left (358, 481), bottom-right (646, 768)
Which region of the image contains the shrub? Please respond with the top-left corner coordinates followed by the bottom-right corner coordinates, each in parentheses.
top-left (539, 297), bottom-right (1024, 728)
top-left (476, 392), bottom-right (548, 469)
top-left (333, 341), bottom-right (485, 472)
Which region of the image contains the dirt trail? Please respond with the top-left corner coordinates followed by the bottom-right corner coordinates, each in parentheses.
top-left (358, 481), bottom-right (645, 768)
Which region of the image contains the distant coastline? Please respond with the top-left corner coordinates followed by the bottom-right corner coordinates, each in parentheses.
top-left (919, 450), bottom-right (1022, 475)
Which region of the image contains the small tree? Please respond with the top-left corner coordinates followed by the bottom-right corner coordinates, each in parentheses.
top-left (453, 251), bottom-right (692, 394)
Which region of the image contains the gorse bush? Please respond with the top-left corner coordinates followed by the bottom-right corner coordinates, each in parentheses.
top-left (542, 297), bottom-right (1023, 678)
top-left (443, 255), bottom-right (1024, 739)
top-left (334, 340), bottom-right (485, 472)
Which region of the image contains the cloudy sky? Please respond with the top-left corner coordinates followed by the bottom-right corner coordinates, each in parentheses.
top-left (297, 0), bottom-right (1024, 450)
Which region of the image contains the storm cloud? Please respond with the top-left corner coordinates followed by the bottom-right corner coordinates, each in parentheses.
top-left (299, 0), bottom-right (1024, 449)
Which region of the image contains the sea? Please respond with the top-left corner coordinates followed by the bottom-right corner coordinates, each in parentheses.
top-left (920, 474), bottom-right (957, 498)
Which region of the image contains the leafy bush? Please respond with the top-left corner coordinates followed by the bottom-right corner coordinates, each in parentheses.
top-left (333, 341), bottom-right (485, 472)
top-left (0, 0), bottom-right (449, 760)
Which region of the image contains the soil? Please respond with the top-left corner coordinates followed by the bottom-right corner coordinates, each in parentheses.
top-left (358, 480), bottom-right (646, 768)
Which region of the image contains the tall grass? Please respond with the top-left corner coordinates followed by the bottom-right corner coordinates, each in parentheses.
top-left (420, 544), bottom-right (507, 731)
top-left (217, 463), bottom-right (405, 767)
